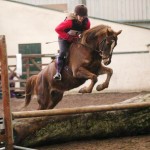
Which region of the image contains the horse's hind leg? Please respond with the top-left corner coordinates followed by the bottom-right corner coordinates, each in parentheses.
top-left (96, 66), bottom-right (113, 91)
top-left (36, 74), bottom-right (49, 110)
top-left (47, 90), bottom-right (64, 109)
top-left (24, 75), bottom-right (37, 108)
top-left (37, 90), bottom-right (48, 110)
top-left (37, 93), bottom-right (48, 110)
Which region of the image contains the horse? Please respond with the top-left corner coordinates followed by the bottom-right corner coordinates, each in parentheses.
top-left (24, 24), bottom-right (122, 110)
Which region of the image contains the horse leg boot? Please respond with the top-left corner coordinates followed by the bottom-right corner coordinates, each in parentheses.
top-left (96, 66), bottom-right (113, 91)
top-left (73, 67), bottom-right (98, 93)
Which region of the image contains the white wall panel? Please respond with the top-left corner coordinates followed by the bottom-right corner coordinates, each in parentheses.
top-left (82, 0), bottom-right (149, 22)
top-left (11, 0), bottom-right (150, 22)
top-left (11, 0), bottom-right (67, 5)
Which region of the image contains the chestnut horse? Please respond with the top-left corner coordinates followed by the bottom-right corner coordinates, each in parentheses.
top-left (25, 25), bottom-right (122, 110)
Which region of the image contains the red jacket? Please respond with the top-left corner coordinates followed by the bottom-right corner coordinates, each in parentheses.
top-left (55, 16), bottom-right (90, 41)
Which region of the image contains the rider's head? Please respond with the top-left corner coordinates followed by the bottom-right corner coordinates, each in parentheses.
top-left (74, 4), bottom-right (88, 17)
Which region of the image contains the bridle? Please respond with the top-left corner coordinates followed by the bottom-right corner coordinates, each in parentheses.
top-left (95, 36), bottom-right (116, 59)
top-left (78, 35), bottom-right (116, 59)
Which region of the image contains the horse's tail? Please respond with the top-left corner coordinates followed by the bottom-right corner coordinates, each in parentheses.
top-left (24, 75), bottom-right (37, 108)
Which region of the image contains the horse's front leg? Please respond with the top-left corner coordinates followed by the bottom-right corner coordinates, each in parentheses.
top-left (73, 67), bottom-right (98, 93)
top-left (96, 65), bottom-right (113, 91)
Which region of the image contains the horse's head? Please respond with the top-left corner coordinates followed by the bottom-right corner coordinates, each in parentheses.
top-left (97, 27), bottom-right (122, 65)
top-left (81, 25), bottom-right (122, 65)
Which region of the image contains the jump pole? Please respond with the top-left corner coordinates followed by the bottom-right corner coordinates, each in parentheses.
top-left (12, 102), bottom-right (150, 119)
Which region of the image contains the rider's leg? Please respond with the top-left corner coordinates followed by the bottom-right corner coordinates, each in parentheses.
top-left (53, 38), bottom-right (70, 80)
top-left (53, 56), bottom-right (64, 80)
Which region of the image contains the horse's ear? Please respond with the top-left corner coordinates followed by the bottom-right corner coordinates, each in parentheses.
top-left (116, 30), bottom-right (122, 35)
top-left (107, 27), bottom-right (112, 36)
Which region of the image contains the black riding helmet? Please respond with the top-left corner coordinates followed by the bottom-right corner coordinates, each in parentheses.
top-left (74, 4), bottom-right (88, 17)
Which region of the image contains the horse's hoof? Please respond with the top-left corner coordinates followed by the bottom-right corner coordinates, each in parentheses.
top-left (79, 88), bottom-right (85, 93)
top-left (79, 87), bottom-right (92, 93)
top-left (96, 84), bottom-right (104, 91)
top-left (79, 87), bottom-right (87, 93)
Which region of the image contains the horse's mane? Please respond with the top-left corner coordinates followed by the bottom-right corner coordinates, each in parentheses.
top-left (81, 24), bottom-right (111, 45)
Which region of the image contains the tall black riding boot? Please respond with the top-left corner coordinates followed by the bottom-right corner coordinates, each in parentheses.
top-left (53, 57), bottom-right (64, 80)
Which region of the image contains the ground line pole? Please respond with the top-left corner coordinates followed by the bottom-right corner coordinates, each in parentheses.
top-left (12, 102), bottom-right (150, 119)
top-left (0, 35), bottom-right (14, 149)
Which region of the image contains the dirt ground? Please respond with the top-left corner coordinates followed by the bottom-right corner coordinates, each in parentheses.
top-left (0, 92), bottom-right (145, 114)
top-left (0, 92), bottom-right (150, 150)
top-left (38, 135), bottom-right (150, 150)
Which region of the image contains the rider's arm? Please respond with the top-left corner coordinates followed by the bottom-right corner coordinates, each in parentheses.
top-left (85, 18), bottom-right (91, 30)
top-left (55, 20), bottom-right (72, 40)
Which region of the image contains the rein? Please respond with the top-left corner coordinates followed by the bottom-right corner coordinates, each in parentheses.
top-left (95, 37), bottom-right (107, 53)
top-left (77, 37), bottom-right (107, 53)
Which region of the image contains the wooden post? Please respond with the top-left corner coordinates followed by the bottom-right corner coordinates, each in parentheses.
top-left (0, 35), bottom-right (14, 149)
top-left (26, 58), bottom-right (30, 78)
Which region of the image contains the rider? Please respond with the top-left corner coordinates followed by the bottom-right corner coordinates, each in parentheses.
top-left (53, 4), bottom-right (91, 80)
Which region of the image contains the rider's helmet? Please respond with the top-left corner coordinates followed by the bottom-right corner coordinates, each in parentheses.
top-left (74, 4), bottom-right (88, 17)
